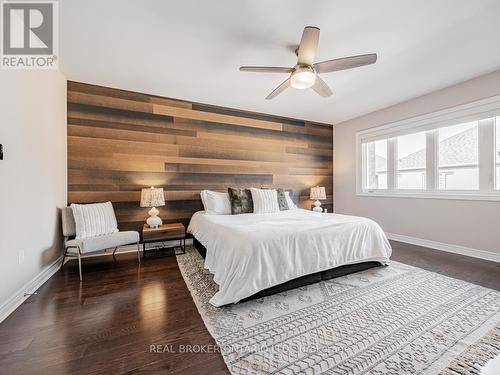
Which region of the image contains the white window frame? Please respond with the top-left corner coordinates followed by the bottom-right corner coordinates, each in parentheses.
top-left (356, 94), bottom-right (500, 201)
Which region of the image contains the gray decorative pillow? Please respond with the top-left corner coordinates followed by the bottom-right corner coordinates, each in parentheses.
top-left (228, 188), bottom-right (254, 214)
top-left (276, 188), bottom-right (289, 211)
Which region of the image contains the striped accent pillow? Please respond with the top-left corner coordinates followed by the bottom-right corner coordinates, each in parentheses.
top-left (70, 202), bottom-right (119, 239)
top-left (250, 188), bottom-right (280, 214)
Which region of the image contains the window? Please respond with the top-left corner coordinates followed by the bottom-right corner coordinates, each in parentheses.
top-left (438, 122), bottom-right (478, 190)
top-left (397, 132), bottom-right (426, 190)
top-left (356, 95), bottom-right (500, 200)
top-left (496, 117), bottom-right (500, 189)
top-left (364, 139), bottom-right (387, 189)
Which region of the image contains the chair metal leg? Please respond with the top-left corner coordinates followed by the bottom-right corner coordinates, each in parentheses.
top-left (112, 247), bottom-right (118, 256)
top-left (77, 247), bottom-right (82, 282)
top-left (61, 247), bottom-right (68, 269)
top-left (137, 241), bottom-right (141, 264)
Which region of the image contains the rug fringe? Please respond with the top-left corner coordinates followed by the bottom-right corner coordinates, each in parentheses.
top-left (440, 323), bottom-right (500, 375)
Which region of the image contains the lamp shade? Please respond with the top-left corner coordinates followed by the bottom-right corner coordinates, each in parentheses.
top-left (140, 187), bottom-right (165, 207)
top-left (310, 186), bottom-right (326, 200)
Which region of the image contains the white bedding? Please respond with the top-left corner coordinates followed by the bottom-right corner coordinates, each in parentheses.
top-left (187, 209), bottom-right (392, 306)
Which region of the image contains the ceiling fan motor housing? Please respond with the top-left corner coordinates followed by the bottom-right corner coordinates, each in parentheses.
top-left (290, 65), bottom-right (316, 89)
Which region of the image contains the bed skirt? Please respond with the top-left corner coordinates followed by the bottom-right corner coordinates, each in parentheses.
top-left (192, 236), bottom-right (381, 303)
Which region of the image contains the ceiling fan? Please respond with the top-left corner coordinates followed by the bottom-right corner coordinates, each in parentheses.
top-left (239, 26), bottom-right (377, 100)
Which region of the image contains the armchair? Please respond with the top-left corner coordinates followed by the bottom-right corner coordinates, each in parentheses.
top-left (61, 207), bottom-right (140, 281)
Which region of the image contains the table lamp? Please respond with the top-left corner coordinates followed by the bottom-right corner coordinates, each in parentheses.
top-left (140, 186), bottom-right (165, 228)
top-left (310, 186), bottom-right (326, 212)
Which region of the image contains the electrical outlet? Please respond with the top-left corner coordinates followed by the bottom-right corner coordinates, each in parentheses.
top-left (18, 249), bottom-right (24, 265)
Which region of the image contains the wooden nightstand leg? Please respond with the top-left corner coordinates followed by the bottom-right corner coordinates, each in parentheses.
top-left (137, 241), bottom-right (141, 264)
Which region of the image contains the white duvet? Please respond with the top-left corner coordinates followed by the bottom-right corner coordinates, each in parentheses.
top-left (187, 209), bottom-right (392, 306)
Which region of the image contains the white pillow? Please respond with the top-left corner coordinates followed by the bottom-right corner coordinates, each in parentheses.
top-left (70, 202), bottom-right (119, 239)
top-left (200, 190), bottom-right (231, 215)
top-left (284, 191), bottom-right (297, 209)
top-left (250, 188), bottom-right (280, 214)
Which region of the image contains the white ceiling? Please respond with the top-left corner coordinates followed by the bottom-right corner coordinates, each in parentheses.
top-left (60, 0), bottom-right (500, 124)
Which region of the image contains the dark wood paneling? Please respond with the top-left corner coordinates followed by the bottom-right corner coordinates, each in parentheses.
top-left (67, 81), bottom-right (334, 230)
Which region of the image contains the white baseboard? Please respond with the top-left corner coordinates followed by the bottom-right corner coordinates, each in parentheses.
top-left (0, 255), bottom-right (63, 324)
top-left (386, 233), bottom-right (500, 263)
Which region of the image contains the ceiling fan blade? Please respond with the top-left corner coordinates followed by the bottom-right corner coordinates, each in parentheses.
top-left (311, 76), bottom-right (332, 97)
top-left (314, 53), bottom-right (377, 74)
top-left (266, 78), bottom-right (291, 100)
top-left (239, 66), bottom-right (293, 73)
top-left (297, 26), bottom-right (320, 66)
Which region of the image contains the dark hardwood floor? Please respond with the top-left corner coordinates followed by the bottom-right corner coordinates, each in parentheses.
top-left (0, 241), bottom-right (498, 375)
top-left (390, 241), bottom-right (500, 291)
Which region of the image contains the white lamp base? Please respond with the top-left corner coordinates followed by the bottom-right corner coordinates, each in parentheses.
top-left (146, 207), bottom-right (162, 228)
top-left (312, 200), bottom-right (323, 212)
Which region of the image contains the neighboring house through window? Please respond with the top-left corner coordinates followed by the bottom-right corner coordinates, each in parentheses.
top-left (357, 97), bottom-right (500, 200)
top-left (397, 132), bottom-right (426, 190)
top-left (438, 122), bottom-right (478, 190)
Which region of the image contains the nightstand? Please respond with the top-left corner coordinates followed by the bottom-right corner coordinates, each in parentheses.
top-left (142, 223), bottom-right (186, 257)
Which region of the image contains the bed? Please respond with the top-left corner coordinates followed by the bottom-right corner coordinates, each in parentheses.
top-left (187, 209), bottom-right (392, 306)
top-left (187, 208), bottom-right (392, 307)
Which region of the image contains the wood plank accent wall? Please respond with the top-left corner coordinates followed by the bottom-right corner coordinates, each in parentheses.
top-left (67, 81), bottom-right (334, 231)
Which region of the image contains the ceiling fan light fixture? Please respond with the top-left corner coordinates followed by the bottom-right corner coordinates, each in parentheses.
top-left (290, 66), bottom-right (316, 89)
top-left (239, 26), bottom-right (377, 99)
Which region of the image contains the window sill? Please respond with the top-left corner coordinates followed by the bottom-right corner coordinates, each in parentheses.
top-left (356, 191), bottom-right (500, 202)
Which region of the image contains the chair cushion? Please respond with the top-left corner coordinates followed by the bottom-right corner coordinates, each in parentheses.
top-left (66, 231), bottom-right (139, 254)
top-left (70, 202), bottom-right (118, 239)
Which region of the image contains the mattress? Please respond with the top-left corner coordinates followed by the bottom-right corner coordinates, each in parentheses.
top-left (187, 209), bottom-right (392, 306)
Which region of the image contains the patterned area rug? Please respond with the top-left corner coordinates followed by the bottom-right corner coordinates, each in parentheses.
top-left (177, 246), bottom-right (500, 374)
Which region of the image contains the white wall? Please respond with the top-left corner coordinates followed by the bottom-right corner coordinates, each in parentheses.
top-left (334, 70), bottom-right (500, 256)
top-left (0, 70), bottom-right (67, 319)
